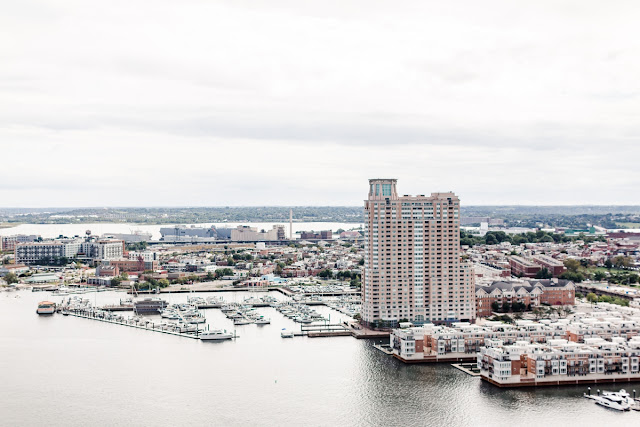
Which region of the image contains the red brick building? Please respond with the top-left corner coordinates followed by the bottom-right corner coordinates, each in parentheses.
top-left (509, 256), bottom-right (541, 277)
top-left (531, 255), bottom-right (566, 277)
top-left (475, 279), bottom-right (575, 317)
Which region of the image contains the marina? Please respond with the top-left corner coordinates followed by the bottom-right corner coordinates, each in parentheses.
top-left (3, 288), bottom-right (640, 426)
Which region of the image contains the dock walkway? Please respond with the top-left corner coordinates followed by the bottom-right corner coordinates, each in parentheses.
top-left (63, 309), bottom-right (203, 339)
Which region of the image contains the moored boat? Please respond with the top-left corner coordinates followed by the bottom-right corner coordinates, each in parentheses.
top-left (36, 301), bottom-right (56, 315)
top-left (199, 329), bottom-right (234, 341)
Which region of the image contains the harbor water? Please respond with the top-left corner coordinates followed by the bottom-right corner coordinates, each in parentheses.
top-left (1, 290), bottom-right (638, 426)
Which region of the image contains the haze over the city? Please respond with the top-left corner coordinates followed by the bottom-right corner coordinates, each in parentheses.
top-left (2, 0), bottom-right (639, 207)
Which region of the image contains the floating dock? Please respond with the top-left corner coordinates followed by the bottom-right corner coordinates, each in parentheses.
top-left (62, 309), bottom-right (207, 340)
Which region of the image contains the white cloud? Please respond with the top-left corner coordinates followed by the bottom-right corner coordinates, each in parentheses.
top-left (1, 0), bottom-right (639, 207)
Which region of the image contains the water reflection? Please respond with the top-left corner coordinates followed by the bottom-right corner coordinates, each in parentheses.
top-left (1, 290), bottom-right (637, 427)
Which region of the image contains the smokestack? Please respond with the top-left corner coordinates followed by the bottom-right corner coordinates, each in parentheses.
top-left (290, 209), bottom-right (293, 240)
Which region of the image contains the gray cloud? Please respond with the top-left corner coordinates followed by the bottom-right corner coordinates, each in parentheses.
top-left (1, 0), bottom-right (639, 206)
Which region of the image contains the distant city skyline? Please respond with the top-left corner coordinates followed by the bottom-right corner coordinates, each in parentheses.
top-left (2, 1), bottom-right (639, 207)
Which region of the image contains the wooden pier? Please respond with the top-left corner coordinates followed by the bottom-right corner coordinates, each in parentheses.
top-left (288, 323), bottom-right (352, 338)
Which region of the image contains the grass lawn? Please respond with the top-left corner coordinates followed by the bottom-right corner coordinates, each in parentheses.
top-left (589, 266), bottom-right (629, 274)
top-left (615, 222), bottom-right (640, 229)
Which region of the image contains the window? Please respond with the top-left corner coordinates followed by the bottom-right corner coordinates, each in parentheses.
top-left (382, 184), bottom-right (392, 196)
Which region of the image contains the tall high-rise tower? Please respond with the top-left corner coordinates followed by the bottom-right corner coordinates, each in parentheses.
top-left (362, 179), bottom-right (475, 327)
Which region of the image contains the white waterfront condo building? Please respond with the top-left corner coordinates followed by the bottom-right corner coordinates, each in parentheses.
top-left (362, 179), bottom-right (475, 327)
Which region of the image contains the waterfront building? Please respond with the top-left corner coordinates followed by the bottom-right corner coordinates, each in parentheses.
top-left (478, 337), bottom-right (640, 387)
top-left (391, 316), bottom-right (640, 364)
top-left (391, 321), bottom-right (568, 363)
top-left (362, 179), bottom-right (475, 327)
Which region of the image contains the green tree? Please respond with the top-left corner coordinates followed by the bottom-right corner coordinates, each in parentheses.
top-left (598, 295), bottom-right (613, 303)
top-left (532, 307), bottom-right (544, 320)
top-left (593, 271), bottom-right (607, 281)
top-left (110, 276), bottom-right (122, 287)
top-left (560, 271), bottom-right (584, 283)
top-left (318, 269), bottom-right (333, 279)
top-left (491, 301), bottom-right (500, 312)
top-left (158, 279), bottom-right (170, 288)
top-left (3, 272), bottom-right (18, 285)
top-left (535, 268), bottom-right (552, 279)
top-left (563, 259), bottom-right (581, 273)
top-left (612, 255), bottom-right (633, 269)
top-left (586, 292), bottom-right (598, 304)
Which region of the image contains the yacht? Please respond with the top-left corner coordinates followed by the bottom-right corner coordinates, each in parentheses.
top-left (255, 316), bottom-right (271, 325)
top-left (233, 318), bottom-right (253, 325)
top-left (36, 301), bottom-right (56, 315)
top-left (199, 329), bottom-right (234, 341)
top-left (584, 390), bottom-right (632, 411)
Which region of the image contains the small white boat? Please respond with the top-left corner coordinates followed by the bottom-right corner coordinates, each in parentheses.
top-left (184, 315), bottom-right (206, 324)
top-left (233, 318), bottom-right (253, 325)
top-left (255, 317), bottom-right (271, 325)
top-left (199, 329), bottom-right (234, 341)
top-left (281, 330), bottom-right (294, 338)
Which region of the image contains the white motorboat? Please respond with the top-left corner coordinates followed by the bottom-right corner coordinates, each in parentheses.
top-left (255, 316), bottom-right (271, 324)
top-left (584, 390), bottom-right (632, 411)
top-left (281, 330), bottom-right (294, 338)
top-left (233, 318), bottom-right (253, 325)
top-left (184, 315), bottom-right (206, 324)
top-left (199, 329), bottom-right (234, 341)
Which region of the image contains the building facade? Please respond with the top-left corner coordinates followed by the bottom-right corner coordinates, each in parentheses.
top-left (479, 337), bottom-right (640, 387)
top-left (15, 242), bottom-right (67, 264)
top-left (475, 279), bottom-right (575, 317)
top-left (362, 179), bottom-right (475, 327)
top-left (231, 225), bottom-right (286, 241)
top-left (531, 255), bottom-right (566, 277)
top-left (509, 256), bottom-right (541, 277)
top-left (1, 235), bottom-right (40, 252)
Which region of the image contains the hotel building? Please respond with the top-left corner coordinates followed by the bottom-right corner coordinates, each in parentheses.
top-left (362, 179), bottom-right (475, 327)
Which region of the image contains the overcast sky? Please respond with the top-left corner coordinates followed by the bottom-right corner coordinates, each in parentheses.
top-left (1, 0), bottom-right (639, 207)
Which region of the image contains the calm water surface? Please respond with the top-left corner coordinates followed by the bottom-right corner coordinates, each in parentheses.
top-left (1, 290), bottom-right (637, 427)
